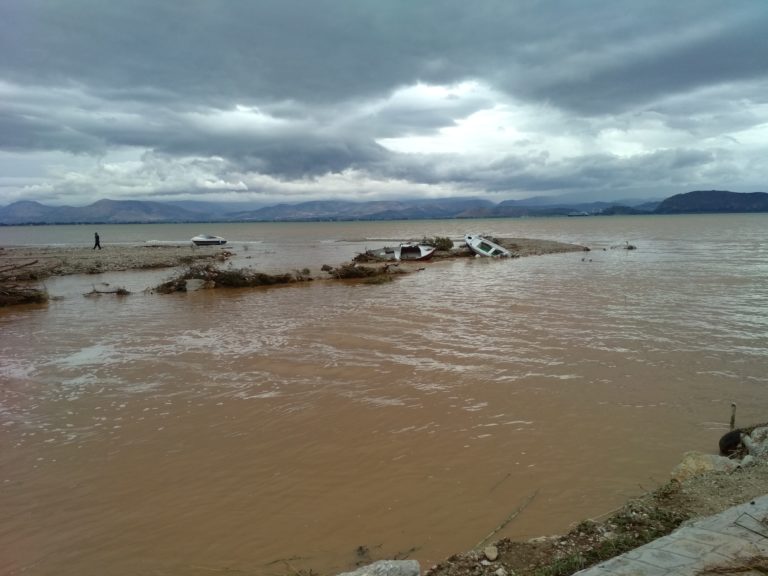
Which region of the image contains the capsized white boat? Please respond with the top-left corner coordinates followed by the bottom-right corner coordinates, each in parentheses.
top-left (464, 234), bottom-right (511, 257)
top-left (191, 234), bottom-right (227, 246)
top-left (366, 242), bottom-right (436, 261)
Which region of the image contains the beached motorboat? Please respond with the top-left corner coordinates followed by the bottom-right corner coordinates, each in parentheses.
top-left (366, 242), bottom-right (436, 261)
top-left (191, 234), bottom-right (227, 246)
top-left (464, 234), bottom-right (511, 257)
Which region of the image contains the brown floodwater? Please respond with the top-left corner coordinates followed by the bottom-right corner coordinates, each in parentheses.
top-left (1, 215), bottom-right (767, 575)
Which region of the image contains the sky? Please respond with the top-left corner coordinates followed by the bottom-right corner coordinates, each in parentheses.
top-left (1, 0), bottom-right (767, 207)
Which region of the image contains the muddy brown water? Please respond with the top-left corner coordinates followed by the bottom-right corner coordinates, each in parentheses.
top-left (1, 215), bottom-right (767, 575)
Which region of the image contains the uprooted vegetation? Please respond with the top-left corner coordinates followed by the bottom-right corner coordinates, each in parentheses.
top-left (154, 263), bottom-right (312, 293)
top-left (0, 260), bottom-right (48, 307)
top-left (322, 262), bottom-right (405, 283)
top-left (155, 261), bottom-right (405, 293)
top-left (422, 236), bottom-right (455, 251)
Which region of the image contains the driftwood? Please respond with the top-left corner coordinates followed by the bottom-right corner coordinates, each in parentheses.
top-left (84, 286), bottom-right (131, 296)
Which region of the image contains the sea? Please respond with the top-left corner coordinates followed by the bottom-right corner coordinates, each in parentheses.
top-left (1, 214), bottom-right (767, 576)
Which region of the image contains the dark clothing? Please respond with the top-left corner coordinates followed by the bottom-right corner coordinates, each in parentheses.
top-left (93, 233), bottom-right (101, 250)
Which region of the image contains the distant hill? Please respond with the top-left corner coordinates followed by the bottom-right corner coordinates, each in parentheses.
top-left (494, 200), bottom-right (620, 217)
top-left (654, 190), bottom-right (768, 214)
top-left (227, 198), bottom-right (496, 221)
top-left (1, 191), bottom-right (765, 225)
top-left (0, 200), bottom-right (56, 224)
top-left (0, 199), bottom-right (207, 224)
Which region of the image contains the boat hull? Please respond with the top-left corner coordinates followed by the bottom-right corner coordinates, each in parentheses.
top-left (191, 235), bottom-right (227, 246)
top-left (367, 243), bottom-right (436, 261)
top-left (464, 234), bottom-right (511, 257)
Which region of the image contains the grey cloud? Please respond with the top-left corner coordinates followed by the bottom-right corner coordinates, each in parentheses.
top-left (1, 0), bottom-right (767, 204)
top-left (5, 1), bottom-right (765, 111)
top-left (384, 148), bottom-right (719, 196)
top-left (529, 12), bottom-right (768, 115)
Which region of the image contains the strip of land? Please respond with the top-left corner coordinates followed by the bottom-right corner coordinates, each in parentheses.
top-left (0, 244), bottom-right (232, 281)
top-left (0, 237), bottom-right (587, 282)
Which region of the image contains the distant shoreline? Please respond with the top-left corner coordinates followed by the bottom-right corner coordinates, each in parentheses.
top-left (2, 190), bottom-right (767, 225)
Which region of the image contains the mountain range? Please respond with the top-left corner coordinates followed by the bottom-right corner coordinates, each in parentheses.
top-left (1, 190), bottom-right (765, 225)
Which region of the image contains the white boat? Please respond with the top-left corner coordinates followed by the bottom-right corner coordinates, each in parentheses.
top-left (366, 242), bottom-right (436, 261)
top-left (191, 234), bottom-right (227, 246)
top-left (464, 234), bottom-right (511, 257)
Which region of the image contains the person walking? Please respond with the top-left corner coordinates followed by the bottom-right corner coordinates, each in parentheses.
top-left (93, 232), bottom-right (101, 250)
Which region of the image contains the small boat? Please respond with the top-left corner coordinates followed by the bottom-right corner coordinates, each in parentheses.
top-left (464, 234), bottom-right (511, 257)
top-left (367, 242), bottom-right (436, 261)
top-left (191, 234), bottom-right (227, 246)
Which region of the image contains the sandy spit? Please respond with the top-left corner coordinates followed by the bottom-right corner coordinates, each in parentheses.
top-left (0, 244), bottom-right (232, 281)
top-left (0, 237), bottom-right (588, 283)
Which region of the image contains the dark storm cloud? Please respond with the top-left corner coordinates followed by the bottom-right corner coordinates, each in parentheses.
top-left (0, 0), bottom-right (767, 203)
top-left (526, 11), bottom-right (768, 115)
top-left (5, 1), bottom-right (765, 111)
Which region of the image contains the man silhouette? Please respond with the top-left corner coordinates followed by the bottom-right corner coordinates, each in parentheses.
top-left (93, 232), bottom-right (101, 250)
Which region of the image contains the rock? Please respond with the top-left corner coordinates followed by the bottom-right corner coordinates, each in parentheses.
top-left (336, 559), bottom-right (420, 576)
top-left (742, 434), bottom-right (768, 458)
top-left (671, 451), bottom-right (738, 481)
top-left (739, 455), bottom-right (756, 468)
top-left (751, 426), bottom-right (768, 443)
top-left (495, 568), bottom-right (508, 576)
top-left (746, 427), bottom-right (768, 457)
top-left (484, 545), bottom-right (499, 562)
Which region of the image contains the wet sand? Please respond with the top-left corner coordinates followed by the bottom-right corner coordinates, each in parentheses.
top-left (0, 244), bottom-right (233, 281)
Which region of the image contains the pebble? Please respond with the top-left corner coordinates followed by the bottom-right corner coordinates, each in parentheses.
top-left (484, 545), bottom-right (499, 562)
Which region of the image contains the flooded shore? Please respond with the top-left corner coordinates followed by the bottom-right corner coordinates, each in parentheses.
top-left (2, 216), bottom-right (767, 576)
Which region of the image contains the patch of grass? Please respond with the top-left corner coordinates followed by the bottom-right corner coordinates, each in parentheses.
top-left (534, 554), bottom-right (588, 576)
